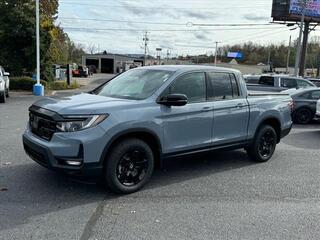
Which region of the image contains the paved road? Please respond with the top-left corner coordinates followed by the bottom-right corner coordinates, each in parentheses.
top-left (1, 91), bottom-right (320, 239)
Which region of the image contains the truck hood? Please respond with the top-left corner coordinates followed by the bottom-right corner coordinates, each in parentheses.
top-left (32, 93), bottom-right (139, 115)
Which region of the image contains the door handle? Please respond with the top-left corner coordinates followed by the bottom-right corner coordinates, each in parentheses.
top-left (202, 107), bottom-right (212, 112)
top-left (236, 103), bottom-right (245, 108)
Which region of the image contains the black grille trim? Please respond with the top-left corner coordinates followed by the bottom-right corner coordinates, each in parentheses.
top-left (29, 106), bottom-right (62, 141)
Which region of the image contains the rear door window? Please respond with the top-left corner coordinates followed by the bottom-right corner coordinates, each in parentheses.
top-left (208, 72), bottom-right (237, 100)
top-left (230, 74), bottom-right (240, 98)
top-left (281, 78), bottom-right (298, 89)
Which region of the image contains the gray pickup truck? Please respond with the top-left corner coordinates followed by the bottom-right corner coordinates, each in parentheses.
top-left (23, 66), bottom-right (293, 194)
top-left (246, 75), bottom-right (316, 92)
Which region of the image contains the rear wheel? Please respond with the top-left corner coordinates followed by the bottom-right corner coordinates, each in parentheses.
top-left (247, 125), bottom-right (277, 162)
top-left (294, 108), bottom-right (313, 124)
top-left (104, 138), bottom-right (154, 194)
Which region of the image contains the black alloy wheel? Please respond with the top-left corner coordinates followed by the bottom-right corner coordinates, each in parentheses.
top-left (105, 138), bottom-right (154, 194)
top-left (247, 125), bottom-right (277, 162)
top-left (117, 150), bottom-right (149, 186)
top-left (294, 108), bottom-right (313, 124)
top-left (258, 130), bottom-right (276, 159)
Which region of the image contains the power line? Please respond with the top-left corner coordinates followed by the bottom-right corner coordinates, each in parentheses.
top-left (59, 17), bottom-right (275, 27)
top-left (59, 2), bottom-right (270, 10)
top-left (59, 17), bottom-right (186, 26)
top-left (63, 26), bottom-right (287, 32)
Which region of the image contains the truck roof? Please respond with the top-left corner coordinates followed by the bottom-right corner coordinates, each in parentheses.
top-left (141, 65), bottom-right (241, 74)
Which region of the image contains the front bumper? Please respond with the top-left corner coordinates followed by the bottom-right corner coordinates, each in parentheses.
top-left (23, 133), bottom-right (103, 177)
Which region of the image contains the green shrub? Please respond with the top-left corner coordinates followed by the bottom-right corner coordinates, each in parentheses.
top-left (10, 77), bottom-right (47, 91)
top-left (48, 80), bottom-right (80, 90)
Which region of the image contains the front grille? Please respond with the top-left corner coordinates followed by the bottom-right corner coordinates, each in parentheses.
top-left (24, 143), bottom-right (47, 165)
top-left (30, 112), bottom-right (57, 141)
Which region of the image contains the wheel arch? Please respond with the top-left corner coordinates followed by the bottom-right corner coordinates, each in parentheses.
top-left (99, 128), bottom-right (163, 168)
top-left (256, 117), bottom-right (281, 143)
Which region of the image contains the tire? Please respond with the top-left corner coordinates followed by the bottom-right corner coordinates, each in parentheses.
top-left (104, 138), bottom-right (154, 194)
top-left (5, 88), bottom-right (9, 98)
top-left (0, 91), bottom-right (6, 103)
top-left (246, 125), bottom-right (277, 162)
top-left (294, 108), bottom-right (313, 124)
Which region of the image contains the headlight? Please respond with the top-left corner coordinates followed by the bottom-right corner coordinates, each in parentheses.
top-left (56, 114), bottom-right (108, 132)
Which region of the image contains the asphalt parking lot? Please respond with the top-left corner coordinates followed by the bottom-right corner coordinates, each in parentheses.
top-left (1, 89), bottom-right (320, 240)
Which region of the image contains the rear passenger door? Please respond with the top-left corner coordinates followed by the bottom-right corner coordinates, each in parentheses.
top-left (207, 72), bottom-right (249, 145)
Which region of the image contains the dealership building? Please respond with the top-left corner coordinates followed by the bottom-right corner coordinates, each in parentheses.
top-left (82, 53), bottom-right (144, 74)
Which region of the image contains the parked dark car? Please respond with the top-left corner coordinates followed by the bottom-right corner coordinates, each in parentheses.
top-left (72, 65), bottom-right (88, 77)
top-left (291, 88), bottom-right (320, 124)
top-left (88, 65), bottom-right (97, 75)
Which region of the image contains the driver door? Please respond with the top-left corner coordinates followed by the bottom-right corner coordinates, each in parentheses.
top-left (160, 72), bottom-right (213, 154)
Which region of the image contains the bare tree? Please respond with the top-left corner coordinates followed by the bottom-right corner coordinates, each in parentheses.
top-left (87, 43), bottom-right (98, 55)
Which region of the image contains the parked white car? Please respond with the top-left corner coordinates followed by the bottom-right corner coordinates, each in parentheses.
top-left (0, 66), bottom-right (10, 103)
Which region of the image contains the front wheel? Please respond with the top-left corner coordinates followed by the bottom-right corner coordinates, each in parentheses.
top-left (104, 138), bottom-right (154, 194)
top-left (247, 125), bottom-right (277, 162)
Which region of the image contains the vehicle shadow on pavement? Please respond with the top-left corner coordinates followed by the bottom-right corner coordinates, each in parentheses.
top-left (281, 130), bottom-right (320, 150)
top-left (148, 149), bottom-right (257, 190)
top-left (0, 149), bottom-right (255, 231)
top-left (0, 164), bottom-right (109, 231)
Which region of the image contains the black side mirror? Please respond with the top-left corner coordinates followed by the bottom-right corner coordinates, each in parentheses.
top-left (158, 94), bottom-right (188, 106)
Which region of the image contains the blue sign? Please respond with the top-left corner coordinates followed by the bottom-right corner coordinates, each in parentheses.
top-left (227, 52), bottom-right (243, 59)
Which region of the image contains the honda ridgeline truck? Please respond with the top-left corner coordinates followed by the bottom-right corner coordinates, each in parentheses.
top-left (23, 66), bottom-right (293, 194)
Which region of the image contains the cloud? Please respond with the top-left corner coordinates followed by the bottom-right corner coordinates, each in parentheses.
top-left (194, 31), bottom-right (211, 41)
top-left (182, 10), bottom-right (216, 20)
top-left (243, 14), bottom-right (270, 21)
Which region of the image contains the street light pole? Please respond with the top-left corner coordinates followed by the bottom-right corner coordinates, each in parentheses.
top-left (34, 0), bottom-right (44, 96)
top-left (214, 41), bottom-right (219, 66)
top-left (143, 31), bottom-right (149, 66)
top-left (286, 35), bottom-right (292, 74)
top-left (294, 0), bottom-right (307, 77)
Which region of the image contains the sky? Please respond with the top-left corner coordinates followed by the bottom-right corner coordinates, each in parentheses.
top-left (56, 0), bottom-right (317, 57)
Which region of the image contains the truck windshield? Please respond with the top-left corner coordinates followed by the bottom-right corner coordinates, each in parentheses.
top-left (98, 69), bottom-right (173, 100)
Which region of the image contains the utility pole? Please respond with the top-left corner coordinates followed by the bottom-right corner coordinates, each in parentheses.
top-left (286, 35), bottom-right (292, 74)
top-left (294, 0), bottom-right (307, 77)
top-left (214, 41), bottom-right (219, 66)
top-left (33, 0), bottom-right (44, 96)
top-left (299, 21), bottom-right (310, 77)
top-left (143, 32), bottom-right (149, 66)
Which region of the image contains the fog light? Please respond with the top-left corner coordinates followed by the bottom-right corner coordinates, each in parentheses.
top-left (65, 160), bottom-right (82, 166)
